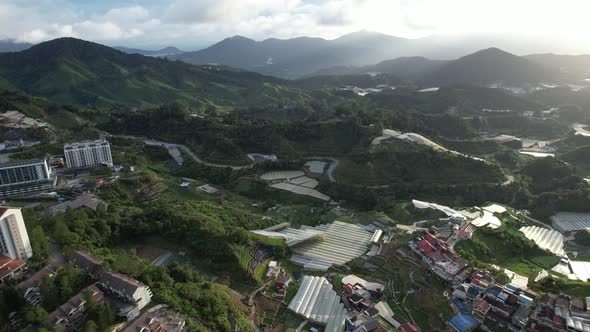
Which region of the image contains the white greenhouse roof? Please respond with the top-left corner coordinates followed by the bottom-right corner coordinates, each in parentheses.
top-left (289, 221), bottom-right (373, 270)
top-left (287, 276), bottom-right (347, 332)
top-left (251, 227), bottom-right (324, 246)
top-left (483, 204), bottom-right (507, 214)
top-left (253, 221), bottom-right (373, 271)
top-left (471, 210), bottom-right (502, 229)
top-left (305, 161), bottom-right (327, 174)
top-left (569, 261), bottom-right (590, 282)
top-left (260, 171), bottom-right (305, 181)
top-left (519, 226), bottom-right (565, 257)
top-left (412, 199), bottom-right (465, 219)
top-left (551, 212), bottom-right (590, 233)
top-left (341, 275), bottom-right (385, 292)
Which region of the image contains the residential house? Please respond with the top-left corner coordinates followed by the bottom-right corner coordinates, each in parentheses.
top-left (399, 323), bottom-right (421, 332)
top-left (69, 251), bottom-right (104, 279)
top-left (473, 299), bottom-right (492, 322)
top-left (511, 306), bottom-right (531, 330)
top-left (410, 232), bottom-right (466, 281)
top-left (0, 254), bottom-right (25, 283)
top-left (98, 272), bottom-right (152, 312)
top-left (48, 284), bottom-right (103, 331)
top-left (276, 274), bottom-right (292, 289)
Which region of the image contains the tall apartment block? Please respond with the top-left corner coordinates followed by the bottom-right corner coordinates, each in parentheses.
top-left (64, 139), bottom-right (113, 168)
top-left (0, 207), bottom-right (32, 260)
top-left (0, 159), bottom-right (56, 197)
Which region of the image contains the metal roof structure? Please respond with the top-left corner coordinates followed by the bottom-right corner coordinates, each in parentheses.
top-left (260, 171), bottom-right (305, 181)
top-left (519, 226), bottom-right (565, 257)
top-left (253, 221), bottom-right (373, 271)
top-left (287, 276), bottom-right (346, 332)
top-left (251, 227), bottom-right (325, 246)
top-left (290, 221), bottom-right (373, 270)
top-left (551, 212), bottom-right (590, 233)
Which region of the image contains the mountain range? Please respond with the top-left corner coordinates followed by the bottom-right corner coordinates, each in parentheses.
top-left (172, 31), bottom-right (590, 80)
top-left (0, 36), bottom-right (588, 111)
top-left (0, 38), bottom-right (309, 108)
top-left (0, 39), bottom-right (33, 53)
top-left (114, 46), bottom-right (184, 57)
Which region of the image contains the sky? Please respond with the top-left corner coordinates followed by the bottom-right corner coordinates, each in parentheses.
top-left (1, 0), bottom-right (589, 52)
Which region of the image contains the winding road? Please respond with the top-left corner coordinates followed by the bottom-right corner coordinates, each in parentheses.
top-left (119, 134), bottom-right (341, 179)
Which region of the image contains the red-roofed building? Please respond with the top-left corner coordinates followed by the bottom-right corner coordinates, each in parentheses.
top-left (0, 254), bottom-right (25, 282)
top-left (456, 229), bottom-right (471, 239)
top-left (343, 284), bottom-right (353, 294)
top-left (400, 322), bottom-right (421, 332)
top-left (473, 299), bottom-right (492, 321)
top-left (418, 239), bottom-right (435, 253)
top-left (423, 232), bottom-right (435, 241)
top-left (411, 232), bottom-right (466, 281)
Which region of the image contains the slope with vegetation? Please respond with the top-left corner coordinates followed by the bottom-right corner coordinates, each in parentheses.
top-left (0, 38), bottom-right (311, 109)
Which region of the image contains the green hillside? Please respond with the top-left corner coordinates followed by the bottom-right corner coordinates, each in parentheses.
top-left (0, 38), bottom-right (311, 109)
top-left (335, 139), bottom-right (504, 186)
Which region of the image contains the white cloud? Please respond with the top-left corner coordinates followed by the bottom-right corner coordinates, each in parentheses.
top-left (0, 0), bottom-right (588, 53)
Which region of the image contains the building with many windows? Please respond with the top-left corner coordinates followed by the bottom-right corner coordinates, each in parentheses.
top-left (64, 139), bottom-right (113, 168)
top-left (0, 207), bottom-right (32, 260)
top-left (0, 159), bottom-right (55, 197)
top-left (98, 272), bottom-right (152, 319)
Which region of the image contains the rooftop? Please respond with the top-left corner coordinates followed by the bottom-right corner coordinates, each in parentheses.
top-left (0, 254), bottom-right (25, 279)
top-left (99, 271), bottom-right (147, 295)
top-left (449, 314), bottom-right (478, 332)
top-left (0, 158), bottom-right (47, 168)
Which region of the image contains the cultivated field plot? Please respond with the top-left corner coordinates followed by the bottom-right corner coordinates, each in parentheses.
top-left (551, 212), bottom-right (590, 233)
top-left (520, 226), bottom-right (565, 256)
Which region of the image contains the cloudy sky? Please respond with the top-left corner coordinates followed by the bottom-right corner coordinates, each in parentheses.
top-left (1, 0), bottom-right (589, 51)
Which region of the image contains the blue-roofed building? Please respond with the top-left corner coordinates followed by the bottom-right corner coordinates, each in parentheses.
top-left (466, 286), bottom-right (481, 303)
top-left (504, 284), bottom-right (519, 293)
top-left (449, 313), bottom-right (478, 332)
top-left (453, 299), bottom-right (470, 315)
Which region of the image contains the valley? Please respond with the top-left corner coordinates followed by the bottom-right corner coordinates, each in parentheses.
top-left (0, 32), bottom-right (590, 332)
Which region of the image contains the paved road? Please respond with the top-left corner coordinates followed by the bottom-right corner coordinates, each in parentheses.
top-left (521, 212), bottom-right (555, 230)
top-left (121, 135), bottom-right (343, 178)
top-left (143, 139), bottom-right (252, 170)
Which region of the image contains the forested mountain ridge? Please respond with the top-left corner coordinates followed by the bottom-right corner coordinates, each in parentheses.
top-left (423, 48), bottom-right (558, 85)
top-left (173, 31), bottom-right (411, 78)
top-left (0, 37), bottom-right (311, 109)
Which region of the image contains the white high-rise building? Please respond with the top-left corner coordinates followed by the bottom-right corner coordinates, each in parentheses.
top-left (64, 139), bottom-right (113, 168)
top-left (0, 207), bottom-right (32, 260)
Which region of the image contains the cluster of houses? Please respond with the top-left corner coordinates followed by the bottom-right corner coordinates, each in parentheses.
top-left (341, 275), bottom-right (420, 332)
top-left (23, 251), bottom-right (154, 331)
top-left (449, 268), bottom-right (537, 332)
top-left (409, 231), bottom-right (467, 281)
top-left (409, 229), bottom-right (590, 332)
top-left (531, 293), bottom-right (590, 332)
top-left (265, 261), bottom-right (293, 301)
